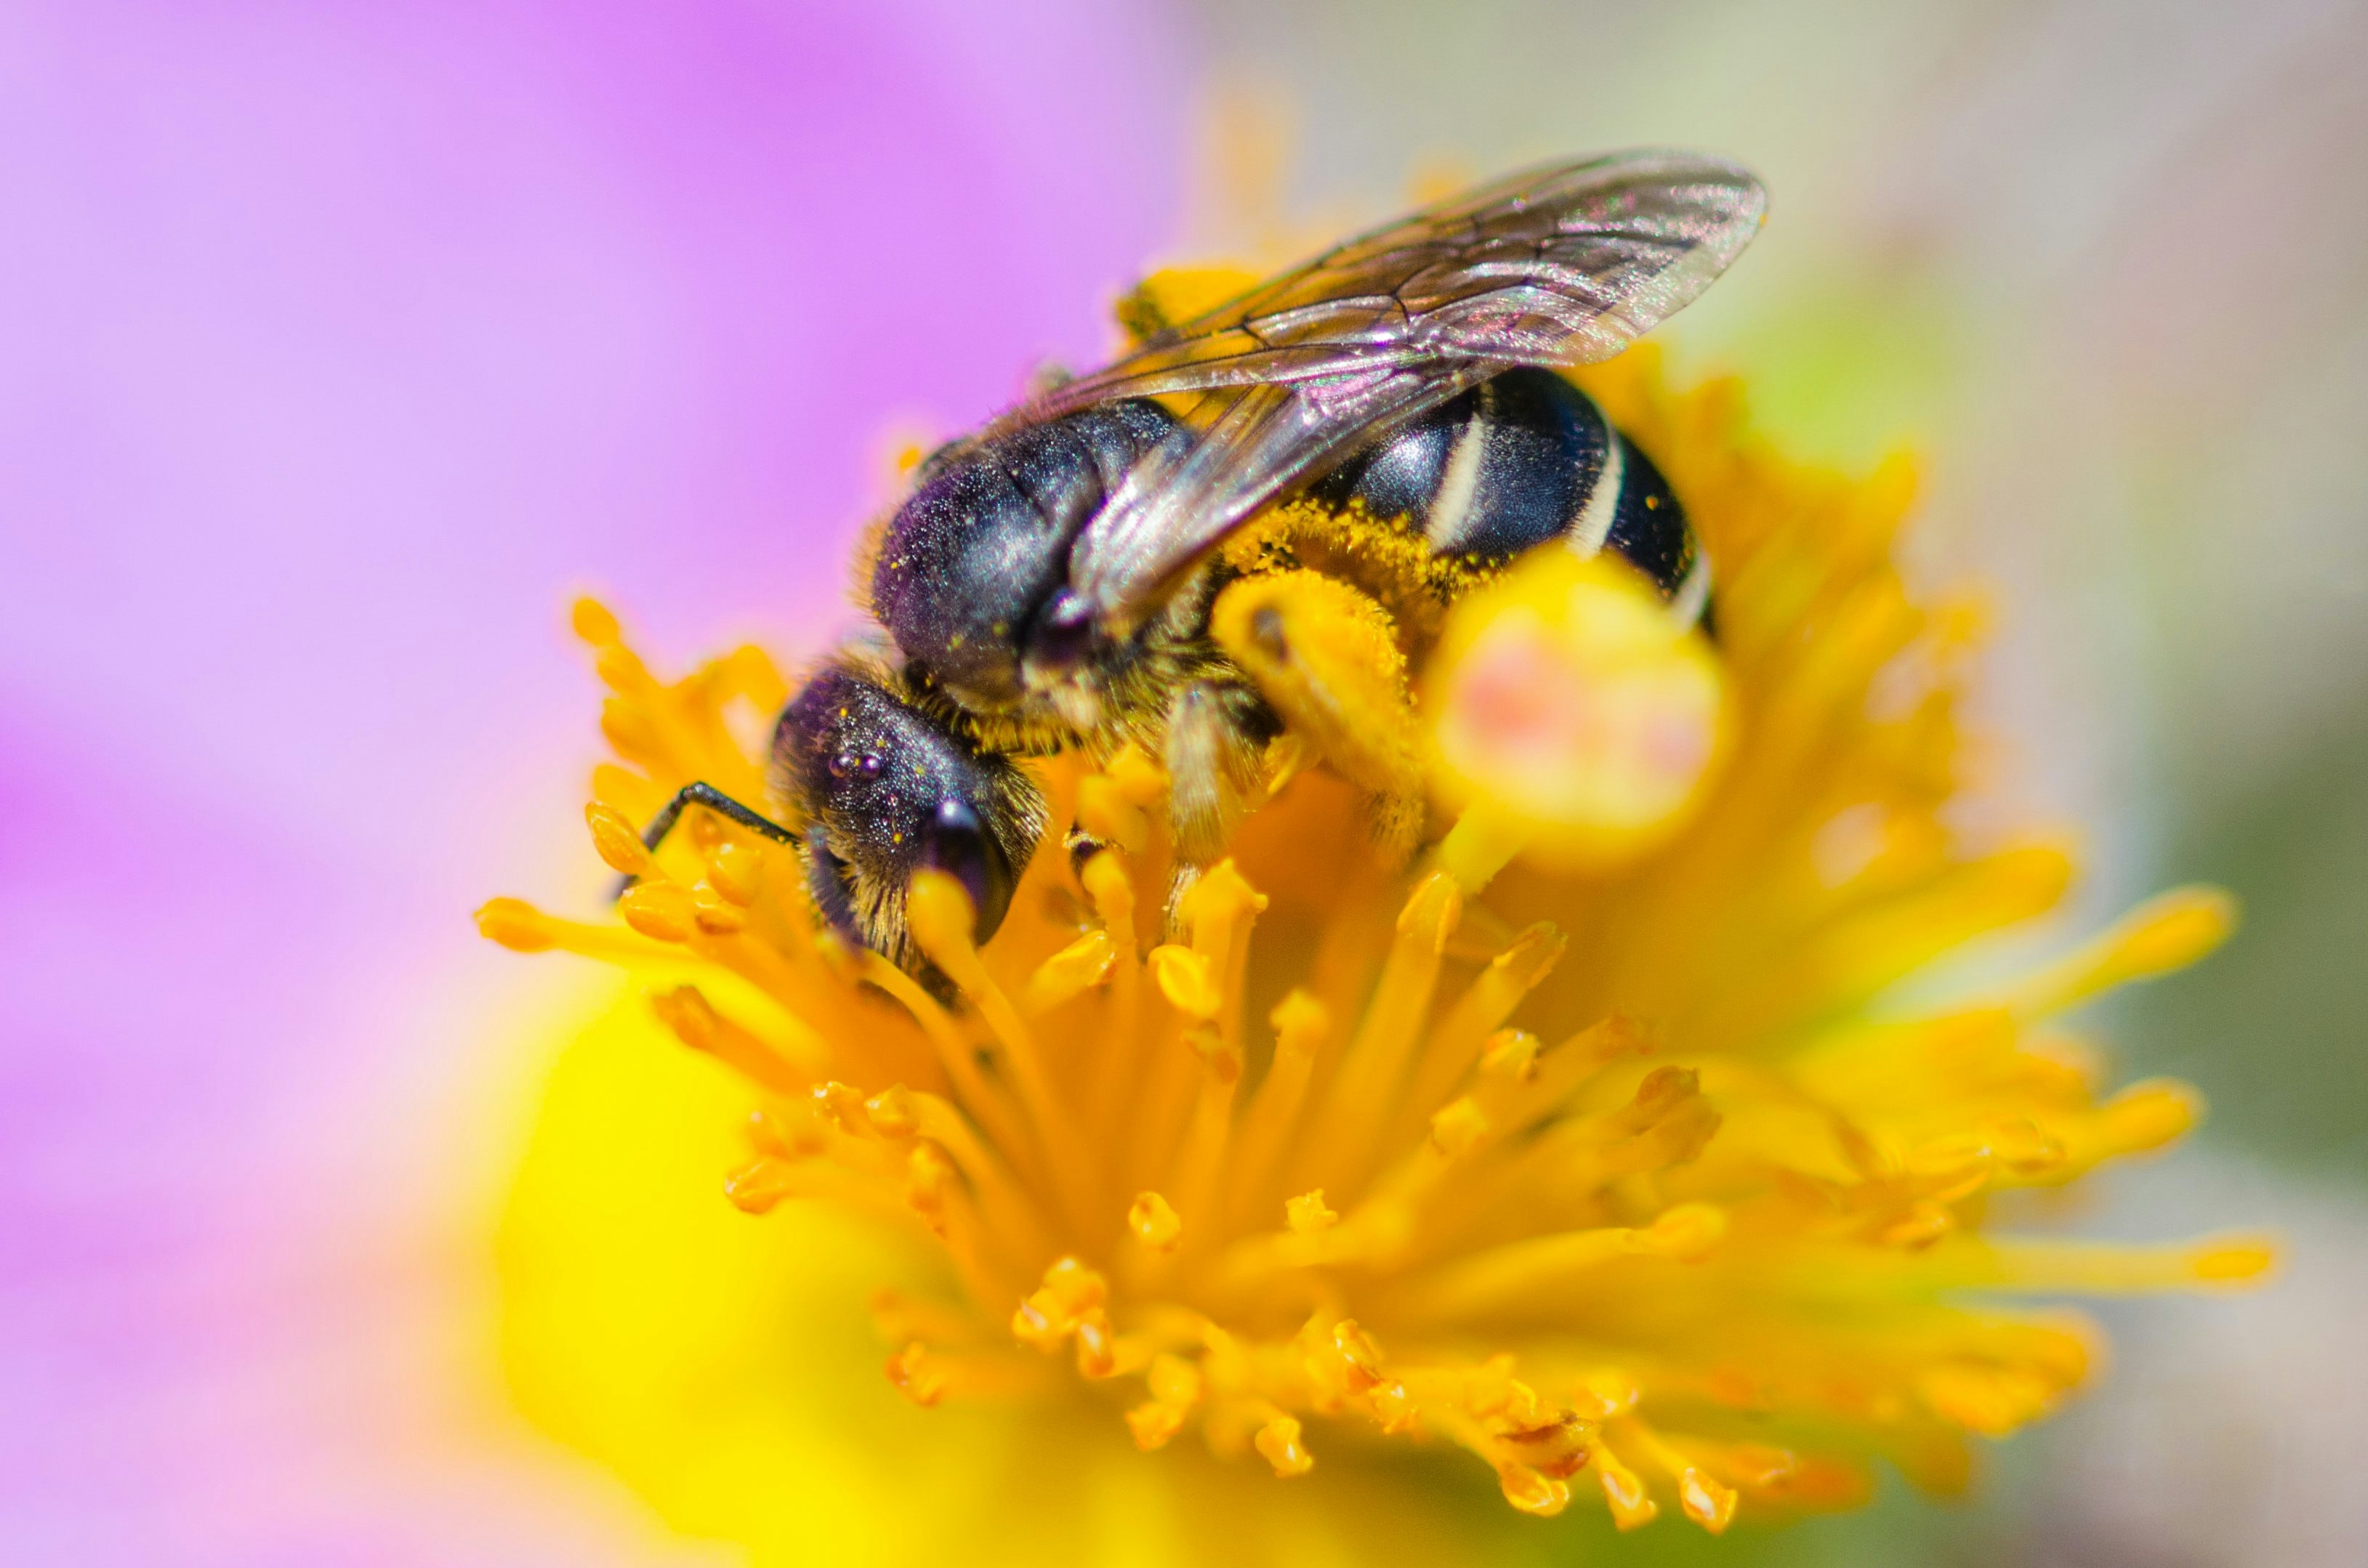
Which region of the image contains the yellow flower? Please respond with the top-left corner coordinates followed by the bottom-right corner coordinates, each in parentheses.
top-left (483, 347), bottom-right (2270, 1561)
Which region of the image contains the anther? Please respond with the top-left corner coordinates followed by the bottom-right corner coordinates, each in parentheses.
top-left (689, 809), bottom-right (732, 855)
top-left (1876, 1200), bottom-right (1954, 1250)
top-left (585, 802), bottom-right (655, 876)
top-left (1575, 1369), bottom-right (1640, 1420)
top-left (884, 1341), bottom-right (946, 1407)
top-left (1678, 1468), bottom-right (1737, 1533)
top-left (1269, 990), bottom-right (1328, 1047)
top-left (1129, 1192), bottom-right (1183, 1251)
top-left (475, 898), bottom-right (555, 953)
top-left (1396, 870), bottom-right (1463, 952)
top-left (593, 643), bottom-right (652, 697)
top-left (651, 986), bottom-right (813, 1092)
top-left (1332, 1321), bottom-right (1386, 1391)
top-left (1040, 1256), bottom-right (1108, 1313)
top-left (1076, 775), bottom-right (1151, 854)
top-left (704, 840), bottom-right (764, 905)
top-left (690, 883), bottom-right (746, 935)
top-left (1174, 858), bottom-right (1269, 947)
top-left (1904, 1131), bottom-right (1994, 1195)
top-left (1478, 1027), bottom-right (1539, 1083)
top-left (1148, 945), bottom-right (1222, 1020)
top-left (1496, 1464), bottom-right (1569, 1517)
top-left (1917, 1363), bottom-right (2055, 1435)
top-left (1079, 849), bottom-right (1135, 931)
top-left (1187, 1025), bottom-right (1242, 1083)
top-left (1011, 1292), bottom-right (1065, 1350)
top-left (810, 1080), bottom-right (868, 1132)
top-left (1125, 1400), bottom-right (1186, 1451)
top-left (2095, 1079), bottom-right (2203, 1154)
top-left (1725, 1444), bottom-right (1797, 1487)
top-left (1502, 1412), bottom-right (1594, 1479)
top-left (1984, 1117), bottom-right (2066, 1176)
top-left (598, 699), bottom-right (655, 758)
top-left (1640, 1203), bottom-right (1726, 1261)
top-left (743, 1108), bottom-right (794, 1159)
top-left (722, 1157), bottom-right (794, 1216)
top-left (864, 1086), bottom-right (919, 1139)
top-left (1254, 1415), bottom-right (1313, 1477)
top-left (1074, 1308), bottom-right (1119, 1378)
top-left (569, 597), bottom-right (621, 647)
top-left (648, 985), bottom-right (718, 1051)
top-left (1595, 1452), bottom-right (1658, 1529)
top-left (1012, 1257), bottom-right (1107, 1349)
top-left (2013, 885), bottom-right (2237, 1017)
top-left (2188, 1239), bottom-right (2276, 1282)
top-left (1429, 1097), bottom-right (1490, 1157)
top-left (618, 881), bottom-right (697, 942)
top-left (1104, 745), bottom-right (1169, 805)
top-left (903, 1144), bottom-right (953, 1233)
top-left (906, 868), bottom-right (982, 957)
top-left (1023, 930), bottom-right (1116, 1014)
top-left (1286, 1190), bottom-right (1338, 1234)
top-left (1123, 1354), bottom-right (1204, 1450)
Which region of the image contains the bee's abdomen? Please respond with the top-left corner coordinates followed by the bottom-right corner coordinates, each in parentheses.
top-left (1308, 367), bottom-right (1706, 616)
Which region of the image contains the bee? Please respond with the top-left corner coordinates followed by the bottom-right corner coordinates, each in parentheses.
top-left (632, 151), bottom-right (1765, 971)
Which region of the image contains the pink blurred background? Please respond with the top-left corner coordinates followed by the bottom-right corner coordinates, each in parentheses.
top-left (4, 2), bottom-right (2363, 1563)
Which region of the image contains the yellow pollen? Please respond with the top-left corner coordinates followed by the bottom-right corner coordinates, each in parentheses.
top-left (1284, 1189), bottom-right (1338, 1234)
top-left (1128, 1190), bottom-right (1183, 1250)
top-left (1254, 1415), bottom-right (1314, 1478)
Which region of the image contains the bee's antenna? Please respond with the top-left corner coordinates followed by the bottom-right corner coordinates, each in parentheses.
top-left (612, 782), bottom-right (797, 902)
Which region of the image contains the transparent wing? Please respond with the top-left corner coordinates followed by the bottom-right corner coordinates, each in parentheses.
top-left (1024, 150), bottom-right (1765, 626)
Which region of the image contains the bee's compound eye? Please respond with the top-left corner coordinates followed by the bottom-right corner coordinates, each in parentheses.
top-left (919, 796), bottom-right (1018, 942)
top-left (1029, 588), bottom-right (1097, 671)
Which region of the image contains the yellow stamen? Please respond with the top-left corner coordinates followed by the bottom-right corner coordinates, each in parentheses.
top-left (495, 351), bottom-right (2270, 1535)
top-left (1022, 930), bottom-right (1115, 1014)
top-left (584, 801), bottom-right (656, 876)
top-left (1396, 1203), bottom-right (1726, 1322)
top-left (1128, 1192), bottom-right (1183, 1251)
top-left (1284, 1189), bottom-right (1337, 1234)
top-left (1253, 1415), bottom-right (1313, 1477)
top-left (648, 984), bottom-right (818, 1091)
top-left (2008, 886), bottom-right (2238, 1018)
top-left (1593, 1450), bottom-right (1659, 1529)
top-left (1225, 990), bottom-right (1328, 1224)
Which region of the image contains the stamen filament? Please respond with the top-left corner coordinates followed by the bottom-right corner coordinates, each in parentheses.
top-left (908, 870), bottom-right (1101, 1238)
top-left (1396, 921), bottom-right (1566, 1142)
top-left (1223, 991), bottom-right (1329, 1227)
top-left (1391, 1204), bottom-right (1726, 1322)
top-left (1300, 871), bottom-right (1462, 1196)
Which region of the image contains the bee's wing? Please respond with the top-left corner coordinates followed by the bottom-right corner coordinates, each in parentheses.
top-left (1030, 150), bottom-right (1765, 629)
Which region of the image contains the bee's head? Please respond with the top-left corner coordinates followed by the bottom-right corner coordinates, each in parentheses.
top-left (770, 663), bottom-right (1044, 966)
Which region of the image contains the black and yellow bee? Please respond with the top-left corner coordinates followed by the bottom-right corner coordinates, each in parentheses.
top-left (634, 151), bottom-right (1765, 971)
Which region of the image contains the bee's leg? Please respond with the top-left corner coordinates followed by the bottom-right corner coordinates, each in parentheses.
top-left (613, 781), bottom-right (797, 899)
top-left (1208, 570), bottom-right (1426, 861)
top-left (1161, 676), bottom-right (1277, 866)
